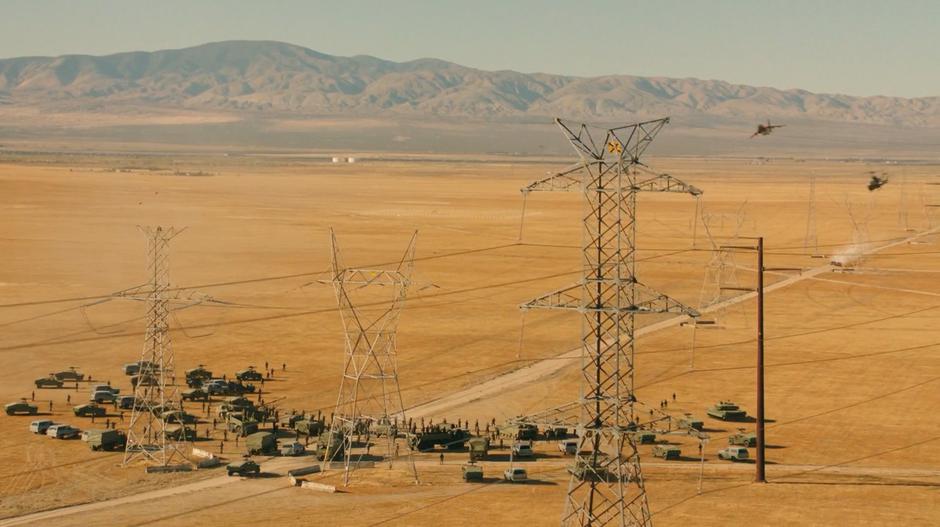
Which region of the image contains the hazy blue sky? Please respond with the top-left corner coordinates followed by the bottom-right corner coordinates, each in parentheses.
top-left (1, 0), bottom-right (937, 97)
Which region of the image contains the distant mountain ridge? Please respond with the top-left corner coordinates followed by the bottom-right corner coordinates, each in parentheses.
top-left (1, 40), bottom-right (938, 126)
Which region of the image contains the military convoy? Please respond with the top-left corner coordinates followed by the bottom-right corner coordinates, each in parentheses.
top-left (5, 401), bottom-right (38, 415)
top-left (707, 401), bottom-right (748, 421)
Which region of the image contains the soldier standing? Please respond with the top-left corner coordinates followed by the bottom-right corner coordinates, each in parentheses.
top-left (49, 400), bottom-right (53, 412)
top-left (220, 441), bottom-right (224, 453)
top-left (439, 452), bottom-right (444, 465)
top-left (282, 363), bottom-right (286, 372)
top-left (31, 391), bottom-right (35, 401)
top-left (66, 394), bottom-right (71, 404)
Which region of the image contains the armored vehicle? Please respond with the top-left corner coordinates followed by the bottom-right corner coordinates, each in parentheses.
top-left (652, 445), bottom-right (681, 460)
top-left (468, 437), bottom-right (489, 461)
top-left (181, 388), bottom-right (209, 402)
top-left (246, 432), bottom-right (277, 455)
top-left (370, 418), bottom-right (398, 437)
top-left (707, 401), bottom-right (748, 421)
top-left (728, 431), bottom-right (757, 447)
top-left (91, 391), bottom-right (116, 404)
top-left (46, 424), bottom-right (80, 439)
top-left (87, 429), bottom-right (126, 451)
top-left (73, 403), bottom-right (106, 418)
top-left (718, 446), bottom-right (749, 461)
top-left (543, 426), bottom-right (568, 440)
top-left (570, 456), bottom-right (614, 482)
top-left (53, 367), bottom-right (85, 382)
top-left (185, 365), bottom-right (212, 382)
top-left (5, 401), bottom-right (38, 415)
top-left (462, 464), bottom-right (484, 482)
top-left (315, 430), bottom-right (345, 461)
top-left (280, 442), bottom-right (306, 456)
top-left (280, 413), bottom-right (305, 430)
top-left (35, 376), bottom-right (64, 389)
top-left (677, 415), bottom-right (704, 431)
top-left (164, 426), bottom-right (197, 441)
top-left (227, 458), bottom-right (260, 477)
top-left (512, 441), bottom-right (534, 458)
top-left (235, 367), bottom-right (263, 382)
top-left (295, 418), bottom-right (325, 437)
top-left (123, 363), bottom-right (140, 376)
top-left (130, 374), bottom-right (158, 388)
top-left (91, 384), bottom-right (119, 395)
top-left (30, 420), bottom-right (55, 434)
top-left (164, 411), bottom-right (198, 425)
top-left (503, 467), bottom-right (528, 482)
top-left (636, 432), bottom-right (657, 445)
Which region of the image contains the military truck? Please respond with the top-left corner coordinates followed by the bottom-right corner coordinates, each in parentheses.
top-left (410, 426), bottom-right (470, 451)
top-left (718, 446), bottom-right (749, 461)
top-left (5, 401), bottom-right (38, 415)
top-left (636, 432), bottom-right (657, 445)
top-left (53, 367), bottom-right (85, 382)
top-left (35, 376), bottom-right (64, 389)
top-left (652, 445), bottom-right (681, 460)
top-left (235, 367), bottom-right (263, 382)
top-left (181, 388), bottom-right (209, 402)
top-left (462, 463), bottom-right (484, 482)
top-left (500, 423), bottom-right (538, 441)
top-left (280, 413), bottom-right (305, 430)
top-left (73, 403), bottom-right (106, 418)
top-left (370, 418), bottom-right (398, 437)
top-left (164, 425), bottom-right (197, 441)
top-left (87, 429), bottom-right (126, 451)
top-left (227, 416), bottom-right (259, 436)
top-left (468, 437), bottom-right (489, 461)
top-left (707, 401), bottom-right (748, 421)
top-left (677, 415), bottom-right (704, 431)
top-left (246, 432), bottom-right (277, 455)
top-left (123, 363), bottom-right (141, 376)
top-left (91, 384), bottom-right (119, 395)
top-left (117, 396), bottom-right (136, 410)
top-left (728, 431), bottom-right (757, 447)
top-left (130, 374), bottom-right (158, 389)
top-left (125, 360), bottom-right (158, 376)
top-left (227, 458), bottom-right (260, 477)
top-left (558, 439), bottom-right (579, 455)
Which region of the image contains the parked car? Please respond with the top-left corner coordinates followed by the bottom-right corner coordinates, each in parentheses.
top-left (503, 467), bottom-right (528, 482)
top-left (718, 446), bottom-right (749, 461)
top-left (46, 424), bottom-right (81, 439)
top-left (512, 441), bottom-right (535, 458)
top-left (29, 420), bottom-right (55, 434)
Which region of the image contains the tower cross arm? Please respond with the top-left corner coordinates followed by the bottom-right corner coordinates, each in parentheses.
top-left (521, 163), bottom-right (583, 194)
top-left (634, 170), bottom-right (703, 196)
top-left (519, 282), bottom-right (582, 311)
top-left (632, 282), bottom-right (700, 317)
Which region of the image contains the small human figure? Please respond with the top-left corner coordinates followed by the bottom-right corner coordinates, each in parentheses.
top-left (264, 361), bottom-right (269, 371)
top-left (220, 441), bottom-right (224, 453)
top-left (439, 452), bottom-right (444, 465)
top-left (31, 391), bottom-right (35, 401)
top-left (49, 401), bottom-right (53, 412)
top-left (672, 393), bottom-right (676, 401)
top-left (66, 394), bottom-right (71, 404)
top-left (282, 363), bottom-right (286, 372)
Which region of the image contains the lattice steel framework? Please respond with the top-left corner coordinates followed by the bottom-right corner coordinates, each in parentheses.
top-left (322, 230), bottom-right (419, 486)
top-left (123, 226), bottom-right (188, 466)
top-left (521, 118), bottom-right (700, 527)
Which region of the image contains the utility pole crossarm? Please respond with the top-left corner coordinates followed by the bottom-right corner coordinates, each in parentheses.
top-left (519, 283), bottom-right (582, 311)
top-left (522, 163), bottom-right (584, 193)
top-left (634, 170), bottom-right (703, 196)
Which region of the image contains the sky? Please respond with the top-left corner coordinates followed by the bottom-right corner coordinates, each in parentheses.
top-left (0, 0), bottom-right (937, 98)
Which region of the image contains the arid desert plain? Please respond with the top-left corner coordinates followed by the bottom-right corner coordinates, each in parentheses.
top-left (1, 153), bottom-right (939, 526)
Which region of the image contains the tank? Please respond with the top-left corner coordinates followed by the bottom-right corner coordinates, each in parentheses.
top-left (707, 401), bottom-right (748, 421)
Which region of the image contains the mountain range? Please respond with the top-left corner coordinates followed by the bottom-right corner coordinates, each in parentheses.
top-left (0, 40), bottom-right (937, 155)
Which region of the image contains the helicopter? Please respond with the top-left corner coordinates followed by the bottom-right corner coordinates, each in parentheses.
top-left (867, 172), bottom-right (889, 191)
top-left (750, 119), bottom-right (785, 138)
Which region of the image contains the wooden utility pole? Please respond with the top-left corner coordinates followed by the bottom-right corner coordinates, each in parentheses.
top-left (755, 237), bottom-right (766, 483)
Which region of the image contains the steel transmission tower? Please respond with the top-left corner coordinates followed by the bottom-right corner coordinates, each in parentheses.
top-left (123, 226), bottom-right (188, 467)
top-left (322, 230), bottom-right (419, 486)
top-left (804, 175), bottom-right (820, 255)
top-left (521, 118), bottom-right (700, 526)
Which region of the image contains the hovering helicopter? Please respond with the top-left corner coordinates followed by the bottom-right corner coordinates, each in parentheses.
top-left (750, 119), bottom-right (785, 138)
top-left (867, 172), bottom-right (889, 191)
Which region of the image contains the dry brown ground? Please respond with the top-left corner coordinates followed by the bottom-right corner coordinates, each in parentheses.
top-left (1, 155), bottom-right (939, 525)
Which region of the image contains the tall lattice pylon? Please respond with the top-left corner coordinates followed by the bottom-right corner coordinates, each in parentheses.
top-left (123, 226), bottom-right (188, 467)
top-left (322, 229), bottom-right (419, 486)
top-left (698, 207), bottom-right (747, 311)
top-left (521, 118), bottom-right (700, 527)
